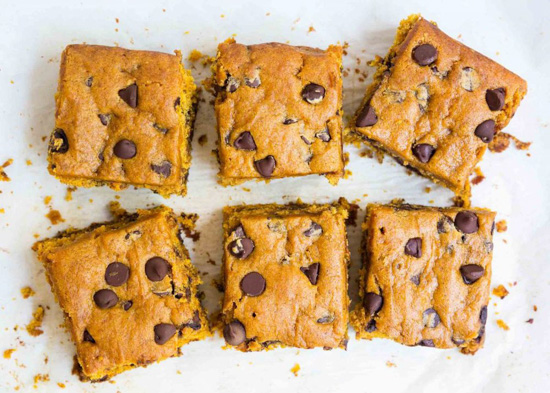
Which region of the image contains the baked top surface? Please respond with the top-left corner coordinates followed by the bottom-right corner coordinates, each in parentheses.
top-left (49, 44), bottom-right (195, 191)
top-left (352, 204), bottom-right (495, 352)
top-left (221, 203), bottom-right (349, 350)
top-left (354, 17), bottom-right (527, 192)
top-left (214, 40), bottom-right (344, 181)
top-left (33, 207), bottom-right (209, 381)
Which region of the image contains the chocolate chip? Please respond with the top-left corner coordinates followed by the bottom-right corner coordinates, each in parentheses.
top-left (303, 222), bottom-right (323, 237)
top-left (98, 151), bottom-right (104, 161)
top-left (452, 337), bottom-right (465, 346)
top-left (301, 136), bottom-right (312, 145)
top-left (474, 120), bottom-right (496, 143)
top-left (98, 114), bottom-right (111, 126)
top-left (283, 118), bottom-right (298, 125)
top-left (85, 77), bottom-right (93, 87)
top-left (233, 132), bottom-right (257, 151)
top-left (223, 320), bottom-right (246, 346)
top-left (437, 215), bottom-right (454, 234)
top-left (184, 311), bottom-right (202, 330)
top-left (83, 329), bottom-right (95, 343)
top-left (454, 211), bottom-right (479, 233)
top-left (228, 238), bottom-right (255, 259)
top-left (151, 161), bottom-right (172, 177)
top-left (154, 323), bottom-right (176, 345)
top-left (174, 97), bottom-right (181, 109)
top-left (145, 257), bottom-right (171, 281)
top-left (123, 300), bottom-right (133, 311)
top-left (300, 263), bottom-right (320, 285)
top-left (486, 88), bottom-right (506, 111)
top-left (93, 289), bottom-right (118, 309)
top-left (418, 339), bottom-right (435, 347)
top-left (491, 220), bottom-right (496, 235)
top-left (245, 77), bottom-right (260, 88)
top-left (113, 139), bottom-right (137, 159)
top-left (232, 225), bottom-right (245, 239)
top-left (412, 44), bottom-right (438, 66)
top-left (412, 144), bottom-right (435, 163)
top-left (302, 83), bottom-right (325, 104)
top-left (105, 262), bottom-right (130, 287)
top-left (49, 129), bottom-right (69, 154)
top-left (410, 274), bottom-right (421, 286)
top-left (356, 104), bottom-right (377, 127)
top-left (254, 155), bottom-right (276, 177)
top-left (125, 230), bottom-right (141, 241)
top-left (365, 319), bottom-right (377, 332)
top-left (240, 272), bottom-right (266, 296)
top-left (404, 237), bottom-right (422, 258)
top-left (153, 123), bottom-right (169, 134)
top-left (423, 308), bottom-right (440, 328)
top-left (118, 83), bottom-right (138, 108)
top-left (480, 306), bottom-right (488, 325)
top-left (315, 129), bottom-right (331, 142)
top-left (364, 292), bottom-right (383, 316)
top-left (317, 315), bottom-right (335, 324)
top-left (460, 264), bottom-right (485, 284)
top-left (225, 76), bottom-right (239, 92)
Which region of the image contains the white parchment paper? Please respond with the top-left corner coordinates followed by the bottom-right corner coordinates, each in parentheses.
top-left (0, 0), bottom-right (548, 392)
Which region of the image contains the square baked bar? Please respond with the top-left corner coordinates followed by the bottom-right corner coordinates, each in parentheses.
top-left (33, 205), bottom-right (210, 381)
top-left (48, 45), bottom-right (197, 197)
top-left (221, 201), bottom-right (350, 350)
top-left (351, 203), bottom-right (495, 354)
top-left (213, 39), bottom-right (345, 185)
top-left (352, 15), bottom-right (527, 204)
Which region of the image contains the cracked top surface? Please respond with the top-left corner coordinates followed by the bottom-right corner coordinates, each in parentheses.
top-left (354, 17), bottom-right (527, 193)
top-left (221, 202), bottom-right (349, 350)
top-left (49, 45), bottom-right (196, 196)
top-left (351, 204), bottom-right (495, 353)
top-left (213, 40), bottom-right (344, 183)
top-left (33, 207), bottom-right (209, 381)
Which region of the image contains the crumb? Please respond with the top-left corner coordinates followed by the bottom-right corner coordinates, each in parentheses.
top-left (176, 370), bottom-right (182, 375)
top-left (65, 187), bottom-right (76, 201)
top-left (220, 14), bottom-right (225, 18)
top-left (198, 134), bottom-right (208, 146)
top-left (26, 306), bottom-right (45, 336)
top-left (115, 17), bottom-right (119, 23)
top-left (0, 158), bottom-right (13, 181)
top-left (43, 196), bottom-right (52, 205)
top-left (496, 319), bottom-right (509, 331)
top-left (184, 228), bottom-right (200, 242)
top-left (26, 160), bottom-right (32, 166)
top-left (206, 258), bottom-right (216, 265)
top-left (57, 382), bottom-right (66, 388)
top-left (20, 286), bottom-right (35, 299)
top-left (291, 363), bottom-right (300, 376)
top-left (492, 285), bottom-right (509, 299)
top-left (344, 169), bottom-right (352, 179)
top-left (33, 233), bottom-right (39, 238)
top-left (424, 187), bottom-right (431, 193)
top-left (3, 348), bottom-right (16, 359)
top-left (375, 149), bottom-right (384, 164)
top-left (188, 49), bottom-right (203, 62)
top-left (212, 278), bottom-right (224, 292)
top-left (241, 187), bottom-right (251, 192)
top-left (359, 148), bottom-right (374, 159)
top-left (471, 167), bottom-right (485, 185)
top-left (307, 26), bottom-right (316, 34)
top-left (41, 136), bottom-right (47, 142)
top-left (45, 209), bottom-right (65, 225)
top-left (489, 132), bottom-right (531, 153)
top-left (345, 203), bottom-right (359, 227)
top-left (526, 318), bottom-right (534, 324)
top-left (266, 12), bottom-right (270, 16)
top-left (496, 220), bottom-right (507, 233)
top-left (386, 361), bottom-right (397, 368)
top-left (33, 374), bottom-right (50, 387)
top-left (534, 305), bottom-right (538, 312)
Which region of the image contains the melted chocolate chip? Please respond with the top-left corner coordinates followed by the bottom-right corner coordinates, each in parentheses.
top-left (113, 139), bottom-right (136, 159)
top-left (423, 308), bottom-right (440, 328)
top-left (410, 274), bottom-right (421, 286)
top-left (184, 311), bottom-right (202, 330)
top-left (151, 161), bottom-right (172, 177)
top-left (404, 237), bottom-right (422, 258)
top-left (460, 264), bottom-right (485, 284)
top-left (475, 120), bottom-right (496, 143)
top-left (93, 289), bottom-right (118, 309)
top-left (437, 215), bottom-right (454, 234)
top-left (240, 272), bottom-right (266, 296)
top-left (118, 83), bottom-right (138, 108)
top-left (412, 44), bottom-right (438, 66)
top-left (486, 88), bottom-right (505, 111)
top-left (364, 292), bottom-right (383, 316)
top-left (83, 329), bottom-right (95, 343)
top-left (105, 262), bottom-right (130, 287)
top-left (228, 238), bottom-right (255, 259)
top-left (85, 77), bottom-right (93, 87)
top-left (154, 323), bottom-right (176, 345)
top-left (123, 300), bottom-right (133, 311)
top-left (356, 104), bottom-right (377, 127)
top-left (232, 225), bottom-right (245, 239)
top-left (412, 143), bottom-right (435, 163)
top-left (245, 77), bottom-right (260, 88)
top-left (304, 222), bottom-right (323, 237)
top-left (365, 319), bottom-right (377, 332)
top-left (233, 132), bottom-right (257, 151)
top-left (454, 211), bottom-right (479, 233)
top-left (418, 339), bottom-right (435, 347)
top-left (315, 129), bottom-right (331, 142)
top-left (145, 257), bottom-right (171, 282)
top-left (98, 114), bottom-right (111, 126)
top-left (223, 320), bottom-right (246, 346)
top-left (254, 155), bottom-right (276, 177)
top-left (49, 129), bottom-right (69, 154)
top-left (300, 263), bottom-right (320, 285)
top-left (302, 83), bottom-right (325, 104)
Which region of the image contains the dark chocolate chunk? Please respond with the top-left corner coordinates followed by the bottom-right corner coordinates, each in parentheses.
top-left (105, 262), bottom-right (130, 287)
top-left (98, 151), bottom-right (104, 161)
top-left (365, 319), bottom-right (377, 332)
top-left (154, 323), bottom-right (176, 345)
top-left (49, 129), bottom-right (69, 154)
top-left (364, 292), bottom-right (383, 316)
top-left (460, 264), bottom-right (485, 284)
top-left (315, 129), bottom-right (331, 142)
top-left (480, 305), bottom-right (488, 325)
top-left (232, 224), bottom-right (245, 239)
top-left (123, 300), bottom-right (133, 311)
top-left (113, 139), bottom-right (137, 159)
top-left (118, 83), bottom-right (138, 108)
top-left (228, 238), bottom-right (255, 259)
top-left (412, 44), bottom-right (438, 66)
top-left (412, 143), bottom-right (435, 163)
top-left (452, 337), bottom-right (465, 346)
top-left (93, 289), bottom-right (118, 309)
top-left (404, 237), bottom-right (422, 258)
top-left (300, 263), bottom-right (320, 285)
top-left (240, 272), bottom-right (266, 296)
top-left (410, 274), bottom-right (421, 286)
top-left (83, 329), bottom-right (95, 343)
top-left (474, 120), bottom-right (496, 143)
top-left (174, 97), bottom-right (181, 109)
top-left (153, 123), bottom-right (169, 134)
top-left (98, 114), bottom-right (111, 126)
top-left (145, 257), bottom-right (171, 282)
top-left (486, 88), bottom-right (505, 111)
top-left (418, 339), bottom-right (435, 347)
top-left (245, 77), bottom-right (261, 88)
top-left (355, 104), bottom-right (377, 127)
top-left (184, 311), bottom-right (202, 330)
top-left (302, 83), bottom-right (325, 104)
top-left (151, 161), bottom-right (172, 177)
top-left (223, 320), bottom-right (246, 346)
top-left (317, 315), bottom-right (335, 324)
top-left (254, 155), bottom-right (276, 177)
top-left (423, 308), bottom-right (440, 328)
top-left (454, 211), bottom-right (479, 234)
top-left (437, 215), bottom-right (454, 234)
top-left (226, 77), bottom-right (239, 92)
top-left (233, 131), bottom-right (257, 151)
top-left (304, 222), bottom-right (323, 237)
top-left (85, 77), bottom-right (93, 87)
top-left (283, 118), bottom-right (298, 125)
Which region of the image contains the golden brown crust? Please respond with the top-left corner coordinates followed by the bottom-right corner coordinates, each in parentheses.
top-left (350, 203), bottom-right (495, 354)
top-left (33, 206), bottom-right (210, 381)
top-left (48, 45), bottom-right (197, 197)
top-left (221, 201), bottom-right (350, 350)
top-left (352, 15), bottom-right (527, 204)
top-left (213, 39), bottom-right (344, 185)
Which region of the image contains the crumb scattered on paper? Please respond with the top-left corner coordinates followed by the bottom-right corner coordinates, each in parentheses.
top-left (65, 186), bottom-right (76, 201)
top-left (492, 285), bottom-right (509, 299)
top-left (26, 306), bottom-right (45, 336)
top-left (307, 26), bottom-right (316, 34)
top-left (0, 158), bottom-right (13, 181)
top-left (184, 228), bottom-right (201, 242)
top-left (57, 382), bottom-right (66, 388)
top-left (386, 361), bottom-right (397, 368)
top-left (489, 132), bottom-right (531, 153)
top-left (424, 187), bottom-right (431, 193)
top-left (21, 286), bottom-right (35, 299)
top-left (526, 318), bottom-right (534, 324)
top-left (188, 49), bottom-right (203, 62)
top-left (291, 363), bottom-right (300, 376)
top-left (496, 220), bottom-right (507, 233)
top-left (198, 134), bottom-right (208, 146)
top-left (534, 305), bottom-right (538, 312)
top-left (496, 319), bottom-right (509, 331)
top-left (471, 167), bottom-right (485, 185)
top-left (33, 374), bottom-right (50, 388)
top-left (45, 209), bottom-right (65, 225)
top-left (345, 203), bottom-right (359, 227)
top-left (3, 348), bottom-right (16, 359)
